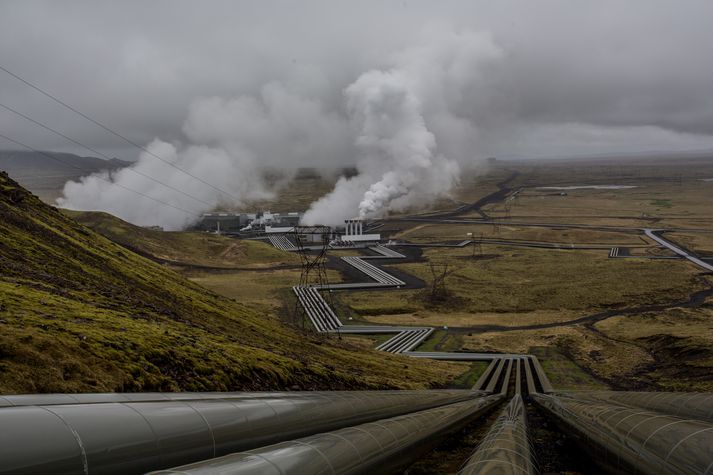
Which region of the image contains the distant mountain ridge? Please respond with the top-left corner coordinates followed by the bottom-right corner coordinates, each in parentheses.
top-left (0, 149), bottom-right (130, 171)
top-left (0, 150), bottom-right (130, 202)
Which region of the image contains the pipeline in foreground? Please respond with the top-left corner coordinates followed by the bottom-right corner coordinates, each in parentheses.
top-left (533, 393), bottom-right (713, 474)
top-left (0, 390), bottom-right (353, 407)
top-left (148, 394), bottom-right (504, 475)
top-left (554, 390), bottom-right (713, 423)
top-left (458, 394), bottom-right (536, 475)
top-left (0, 389), bottom-right (482, 475)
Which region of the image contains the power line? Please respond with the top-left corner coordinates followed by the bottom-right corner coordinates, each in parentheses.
top-left (0, 101), bottom-right (215, 208)
top-left (0, 131), bottom-right (200, 218)
top-left (0, 63), bottom-right (242, 202)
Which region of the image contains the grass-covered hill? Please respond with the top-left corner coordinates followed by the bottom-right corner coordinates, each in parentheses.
top-left (66, 210), bottom-right (297, 269)
top-left (0, 171), bottom-right (463, 393)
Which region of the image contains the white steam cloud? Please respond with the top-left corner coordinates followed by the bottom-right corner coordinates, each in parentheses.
top-left (58, 138), bottom-right (271, 230)
top-left (302, 69), bottom-right (459, 224)
top-left (303, 29), bottom-right (501, 224)
top-left (57, 83), bottom-right (349, 230)
top-left (58, 29), bottom-right (501, 229)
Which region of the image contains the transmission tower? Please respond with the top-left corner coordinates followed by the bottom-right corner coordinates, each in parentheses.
top-left (504, 200), bottom-right (512, 220)
top-left (292, 225), bottom-right (335, 329)
top-left (492, 220), bottom-right (501, 236)
top-left (504, 192), bottom-right (517, 220)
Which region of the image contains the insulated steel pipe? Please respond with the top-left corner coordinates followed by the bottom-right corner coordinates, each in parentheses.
top-left (486, 359), bottom-right (506, 393)
top-left (554, 390), bottom-right (713, 423)
top-left (473, 359), bottom-right (499, 391)
top-left (0, 390), bottom-right (482, 475)
top-left (533, 393), bottom-right (713, 474)
top-left (458, 395), bottom-right (536, 475)
top-left (529, 356), bottom-right (553, 393)
top-left (149, 394), bottom-right (504, 475)
top-left (523, 357), bottom-right (536, 395)
top-left (499, 359), bottom-right (513, 396)
top-left (0, 389), bottom-right (481, 408)
top-left (0, 391), bottom-right (324, 407)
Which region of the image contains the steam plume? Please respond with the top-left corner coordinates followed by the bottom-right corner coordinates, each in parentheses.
top-left (303, 30), bottom-right (500, 225)
top-left (302, 70), bottom-right (459, 224)
top-left (58, 29), bottom-right (501, 229)
top-left (57, 83), bottom-right (349, 230)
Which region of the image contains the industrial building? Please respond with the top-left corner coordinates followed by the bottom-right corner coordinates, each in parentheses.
top-left (340, 218), bottom-right (381, 244)
top-left (195, 211), bottom-right (302, 234)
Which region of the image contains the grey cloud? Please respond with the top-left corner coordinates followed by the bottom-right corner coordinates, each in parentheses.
top-left (2, 0), bottom-right (713, 227)
top-left (1, 0), bottom-right (712, 158)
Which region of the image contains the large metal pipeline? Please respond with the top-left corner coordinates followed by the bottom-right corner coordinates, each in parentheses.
top-left (0, 389), bottom-right (490, 408)
top-left (523, 357), bottom-right (536, 395)
top-left (554, 390), bottom-right (713, 423)
top-left (0, 391), bottom-right (330, 407)
top-left (458, 395), bottom-right (536, 475)
top-left (499, 359), bottom-right (513, 396)
top-left (529, 356), bottom-right (553, 393)
top-left (0, 390), bottom-right (483, 475)
top-left (485, 359), bottom-right (507, 393)
top-left (533, 393), bottom-right (713, 474)
top-left (148, 394), bottom-right (504, 475)
top-left (473, 359), bottom-right (499, 391)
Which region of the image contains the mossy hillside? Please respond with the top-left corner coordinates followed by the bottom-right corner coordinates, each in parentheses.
top-left (0, 172), bottom-right (464, 393)
top-left (65, 210), bottom-right (298, 268)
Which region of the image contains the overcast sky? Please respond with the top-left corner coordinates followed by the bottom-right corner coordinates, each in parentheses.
top-left (1, 0), bottom-right (713, 163)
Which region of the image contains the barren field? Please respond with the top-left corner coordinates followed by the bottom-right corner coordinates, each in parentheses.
top-left (474, 160), bottom-right (713, 229)
top-left (594, 301), bottom-right (713, 391)
top-left (187, 268), bottom-right (344, 314)
top-left (665, 231), bottom-right (713, 255)
top-left (393, 222), bottom-right (648, 245)
top-left (340, 246), bottom-right (703, 316)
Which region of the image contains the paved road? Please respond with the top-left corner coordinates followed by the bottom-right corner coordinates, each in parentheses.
top-left (406, 171), bottom-right (520, 220)
top-left (644, 229), bottom-right (713, 272)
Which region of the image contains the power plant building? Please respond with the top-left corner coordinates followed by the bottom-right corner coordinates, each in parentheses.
top-left (341, 218), bottom-right (380, 243)
top-left (196, 211), bottom-right (302, 233)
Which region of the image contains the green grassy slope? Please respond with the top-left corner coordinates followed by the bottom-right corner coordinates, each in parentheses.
top-left (65, 210), bottom-right (298, 268)
top-left (0, 172), bottom-right (463, 393)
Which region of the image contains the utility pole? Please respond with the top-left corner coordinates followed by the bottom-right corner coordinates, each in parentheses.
top-left (467, 232), bottom-right (482, 259)
top-left (293, 225), bottom-right (337, 337)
